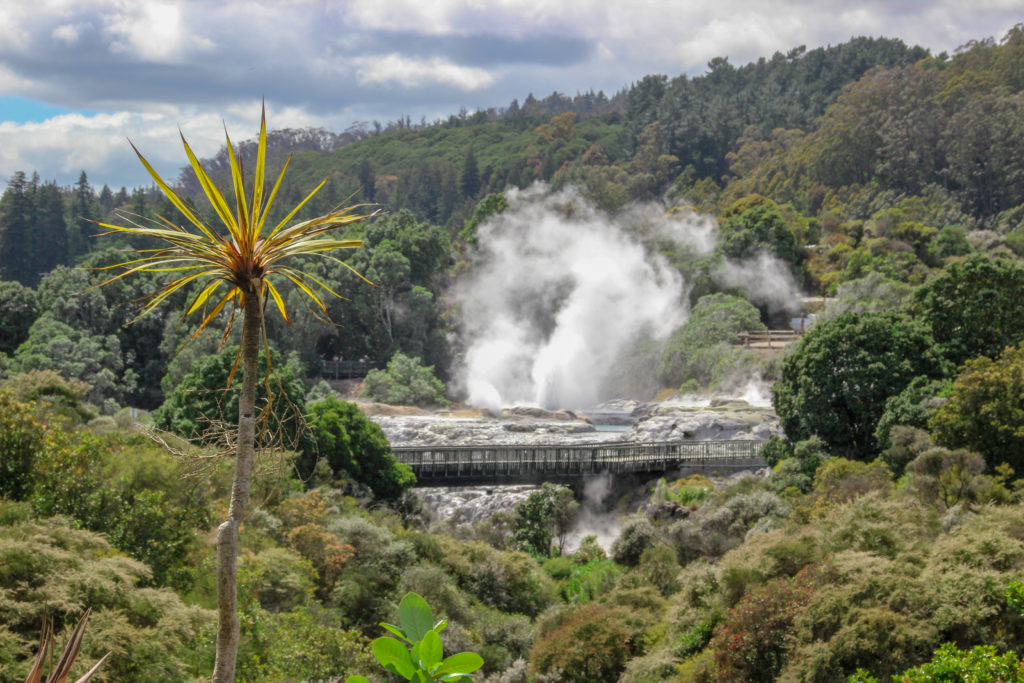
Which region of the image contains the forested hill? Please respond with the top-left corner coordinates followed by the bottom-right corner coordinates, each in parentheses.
top-left (180, 35), bottom-right (929, 228)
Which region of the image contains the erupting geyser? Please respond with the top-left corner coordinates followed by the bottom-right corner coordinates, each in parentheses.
top-left (454, 186), bottom-right (709, 411)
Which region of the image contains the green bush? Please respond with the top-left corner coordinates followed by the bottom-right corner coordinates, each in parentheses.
top-left (153, 345), bottom-right (308, 449)
top-left (529, 602), bottom-right (649, 682)
top-left (360, 352), bottom-right (449, 407)
top-left (300, 397), bottom-right (415, 501)
top-left (895, 643), bottom-right (1024, 682)
top-left (930, 345), bottom-right (1024, 474)
top-left (0, 518), bottom-right (213, 682)
top-left (0, 391), bottom-right (45, 500)
top-left (239, 548), bottom-right (317, 613)
top-left (238, 608), bottom-right (374, 682)
top-left (612, 517), bottom-right (657, 567)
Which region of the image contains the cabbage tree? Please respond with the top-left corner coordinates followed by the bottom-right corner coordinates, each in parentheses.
top-left (97, 107), bottom-right (376, 682)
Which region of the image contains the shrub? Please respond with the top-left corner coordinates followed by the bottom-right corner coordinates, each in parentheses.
top-left (0, 391), bottom-right (45, 500)
top-left (241, 609), bottom-right (374, 682)
top-left (360, 352), bottom-right (449, 407)
top-left (300, 397), bottom-right (415, 501)
top-left (612, 517), bottom-right (657, 567)
top-left (812, 458), bottom-right (893, 506)
top-left (529, 603), bottom-right (646, 682)
top-left (904, 447), bottom-right (987, 510)
top-left (467, 550), bottom-right (558, 617)
top-left (238, 548), bottom-right (317, 613)
top-left (895, 642), bottom-right (1024, 682)
top-left (710, 564), bottom-right (827, 682)
top-left (0, 518), bottom-right (213, 682)
top-left (562, 560), bottom-right (622, 603)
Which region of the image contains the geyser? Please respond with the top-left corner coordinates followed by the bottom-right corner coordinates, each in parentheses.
top-left (454, 186), bottom-right (717, 411)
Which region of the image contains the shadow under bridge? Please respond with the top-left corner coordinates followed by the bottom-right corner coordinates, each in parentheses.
top-left (393, 440), bottom-right (767, 486)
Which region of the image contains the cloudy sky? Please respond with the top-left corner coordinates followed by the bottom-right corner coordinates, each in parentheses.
top-left (0, 0), bottom-right (1021, 189)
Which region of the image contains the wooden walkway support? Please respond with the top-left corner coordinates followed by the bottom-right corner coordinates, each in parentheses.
top-left (394, 440), bottom-right (766, 486)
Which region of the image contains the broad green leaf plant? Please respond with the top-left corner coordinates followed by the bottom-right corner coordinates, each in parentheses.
top-left (97, 106), bottom-right (377, 683)
top-left (347, 592), bottom-right (484, 683)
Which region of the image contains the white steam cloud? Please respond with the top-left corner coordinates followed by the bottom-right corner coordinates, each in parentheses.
top-left (453, 185), bottom-right (801, 411)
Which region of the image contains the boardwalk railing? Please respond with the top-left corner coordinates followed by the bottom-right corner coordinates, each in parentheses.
top-left (394, 440), bottom-right (765, 486)
top-left (319, 359), bottom-right (385, 380)
top-left (736, 330), bottom-right (802, 349)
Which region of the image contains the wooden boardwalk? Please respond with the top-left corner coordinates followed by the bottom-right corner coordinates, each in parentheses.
top-left (318, 359), bottom-right (385, 379)
top-left (394, 440), bottom-right (766, 486)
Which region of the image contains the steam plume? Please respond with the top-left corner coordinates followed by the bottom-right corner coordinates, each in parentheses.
top-left (453, 186), bottom-right (800, 411)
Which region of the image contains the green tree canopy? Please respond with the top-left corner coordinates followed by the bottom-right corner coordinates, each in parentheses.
top-left (360, 352), bottom-right (448, 407)
top-left (718, 203), bottom-right (802, 272)
top-left (511, 483), bottom-right (579, 557)
top-left (11, 314), bottom-right (130, 409)
top-left (0, 280), bottom-right (38, 355)
top-left (772, 312), bottom-right (947, 459)
top-left (153, 345), bottom-right (307, 449)
top-left (930, 345), bottom-right (1024, 473)
top-left (300, 396), bottom-right (414, 501)
top-left (912, 254), bottom-right (1024, 368)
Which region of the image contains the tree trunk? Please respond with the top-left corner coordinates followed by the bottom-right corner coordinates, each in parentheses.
top-left (212, 281), bottom-right (261, 682)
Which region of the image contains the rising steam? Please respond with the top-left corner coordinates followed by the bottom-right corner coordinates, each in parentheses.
top-left (453, 185), bottom-right (799, 411)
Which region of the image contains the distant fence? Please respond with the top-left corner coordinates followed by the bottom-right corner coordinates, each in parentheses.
top-left (736, 329), bottom-right (802, 349)
top-left (394, 439), bottom-right (766, 486)
top-left (319, 359), bottom-right (385, 380)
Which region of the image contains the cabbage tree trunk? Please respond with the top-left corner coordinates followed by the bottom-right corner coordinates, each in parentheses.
top-left (212, 280), bottom-right (262, 682)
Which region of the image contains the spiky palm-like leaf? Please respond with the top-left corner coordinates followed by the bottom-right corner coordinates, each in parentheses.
top-left (97, 106), bottom-right (377, 683)
top-left (96, 105), bottom-right (377, 339)
top-left (24, 609), bottom-right (109, 683)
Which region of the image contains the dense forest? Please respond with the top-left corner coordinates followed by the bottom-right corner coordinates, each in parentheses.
top-left (2, 27), bottom-right (1024, 682)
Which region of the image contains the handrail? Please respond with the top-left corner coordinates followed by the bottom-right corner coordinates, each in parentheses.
top-left (736, 329), bottom-right (802, 348)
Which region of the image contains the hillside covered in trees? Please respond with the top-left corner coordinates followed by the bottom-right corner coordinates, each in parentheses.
top-left (2, 27), bottom-right (1024, 682)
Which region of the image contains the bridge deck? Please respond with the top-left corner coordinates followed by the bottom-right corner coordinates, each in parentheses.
top-left (395, 440), bottom-right (766, 486)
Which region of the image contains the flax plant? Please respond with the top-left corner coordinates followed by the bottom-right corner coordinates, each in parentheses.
top-left (96, 106), bottom-right (377, 682)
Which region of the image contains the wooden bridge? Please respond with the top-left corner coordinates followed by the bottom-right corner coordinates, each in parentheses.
top-left (394, 440), bottom-right (766, 486)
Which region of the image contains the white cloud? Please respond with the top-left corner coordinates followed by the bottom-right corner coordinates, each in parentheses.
top-left (353, 54), bottom-right (496, 90)
top-left (51, 23), bottom-right (85, 44)
top-left (102, 1), bottom-right (210, 61)
top-left (0, 102), bottom-right (333, 188)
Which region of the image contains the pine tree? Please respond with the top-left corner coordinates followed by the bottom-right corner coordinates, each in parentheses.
top-left (70, 170), bottom-right (99, 259)
top-left (0, 172), bottom-right (36, 284)
top-left (460, 147), bottom-right (480, 198)
top-left (34, 181), bottom-right (69, 276)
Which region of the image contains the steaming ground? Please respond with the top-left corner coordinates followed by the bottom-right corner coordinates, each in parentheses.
top-left (452, 185), bottom-right (800, 412)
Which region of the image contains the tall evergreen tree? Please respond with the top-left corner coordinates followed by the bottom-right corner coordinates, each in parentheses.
top-left (0, 172), bottom-right (36, 284)
top-left (357, 158), bottom-right (376, 202)
top-left (70, 170), bottom-right (99, 259)
top-left (34, 181), bottom-right (69, 276)
top-left (460, 147), bottom-right (480, 198)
